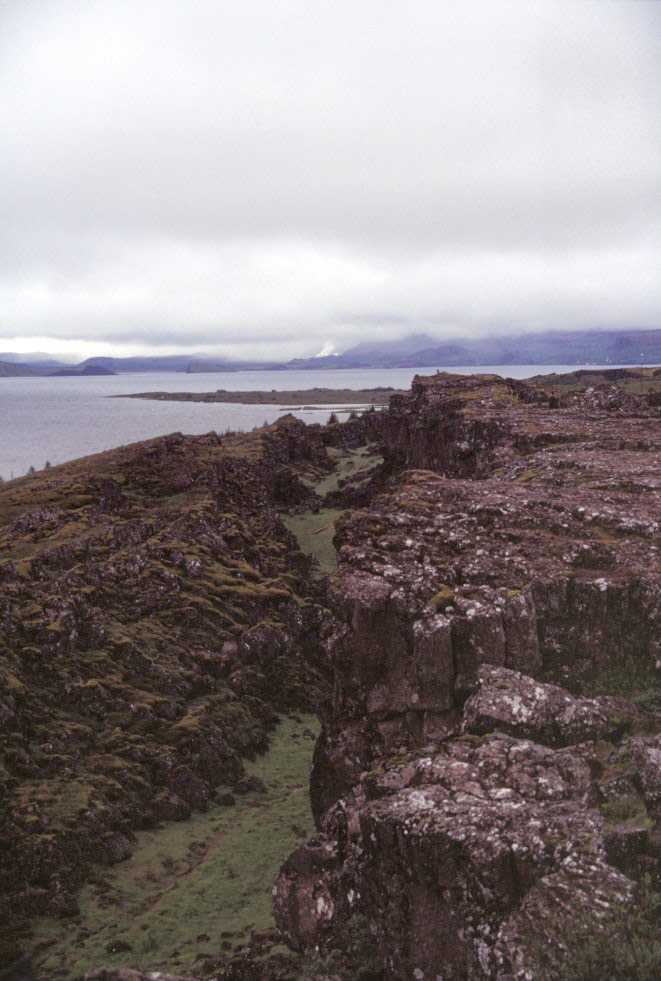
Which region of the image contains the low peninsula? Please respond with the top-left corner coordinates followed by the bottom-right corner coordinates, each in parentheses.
top-left (112, 386), bottom-right (402, 405)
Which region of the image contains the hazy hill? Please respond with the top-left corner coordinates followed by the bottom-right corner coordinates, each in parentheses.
top-left (186, 358), bottom-right (283, 372)
top-left (80, 355), bottom-right (195, 372)
top-left (286, 328), bottom-right (661, 369)
top-left (0, 360), bottom-right (35, 377)
top-left (51, 364), bottom-right (118, 376)
top-left (0, 351), bottom-right (71, 362)
top-left (0, 353), bottom-right (70, 374)
top-left (333, 332), bottom-right (437, 364)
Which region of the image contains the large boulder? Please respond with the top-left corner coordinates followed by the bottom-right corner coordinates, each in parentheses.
top-left (463, 665), bottom-right (637, 746)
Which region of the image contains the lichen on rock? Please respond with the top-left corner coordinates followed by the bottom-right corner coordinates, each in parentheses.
top-left (275, 371), bottom-right (661, 980)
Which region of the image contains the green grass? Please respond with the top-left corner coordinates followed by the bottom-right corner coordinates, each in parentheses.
top-left (599, 793), bottom-right (651, 829)
top-left (281, 445), bottom-right (381, 577)
top-left (30, 715), bottom-right (320, 979)
top-left (282, 509), bottom-right (345, 575)
top-left (312, 446), bottom-right (382, 497)
top-left (576, 653), bottom-right (661, 711)
top-left (556, 877), bottom-right (661, 981)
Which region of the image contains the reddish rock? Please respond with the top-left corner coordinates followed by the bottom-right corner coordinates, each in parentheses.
top-left (85, 971), bottom-right (195, 981)
top-left (277, 372), bottom-right (661, 979)
top-left (463, 665), bottom-right (636, 746)
top-left (277, 734), bottom-right (636, 979)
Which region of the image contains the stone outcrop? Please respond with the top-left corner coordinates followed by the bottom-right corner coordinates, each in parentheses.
top-left (276, 372), bottom-right (661, 979)
top-left (276, 733), bottom-right (639, 979)
top-left (0, 418), bottom-right (333, 963)
top-left (462, 665), bottom-right (637, 745)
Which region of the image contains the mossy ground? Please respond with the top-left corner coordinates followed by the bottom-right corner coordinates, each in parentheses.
top-left (282, 445), bottom-right (382, 576)
top-left (555, 876), bottom-right (661, 981)
top-left (30, 715), bottom-right (319, 979)
top-left (531, 366), bottom-right (661, 399)
top-left (576, 653), bottom-right (661, 712)
top-left (281, 508), bottom-right (345, 575)
top-left (311, 446), bottom-right (382, 497)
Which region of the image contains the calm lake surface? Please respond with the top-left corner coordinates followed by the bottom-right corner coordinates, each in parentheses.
top-left (0, 364), bottom-right (618, 479)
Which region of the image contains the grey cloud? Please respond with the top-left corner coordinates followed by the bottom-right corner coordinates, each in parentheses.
top-left (0, 0), bottom-right (659, 358)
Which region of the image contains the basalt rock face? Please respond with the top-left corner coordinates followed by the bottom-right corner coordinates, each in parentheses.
top-left (276, 373), bottom-right (661, 979)
top-left (462, 665), bottom-right (638, 746)
top-left (276, 727), bottom-right (641, 980)
top-left (376, 374), bottom-right (548, 478)
top-left (310, 467), bottom-right (661, 817)
top-left (0, 418), bottom-right (332, 962)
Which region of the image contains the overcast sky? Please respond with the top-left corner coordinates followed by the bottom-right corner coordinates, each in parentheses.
top-left (1, 0), bottom-right (660, 360)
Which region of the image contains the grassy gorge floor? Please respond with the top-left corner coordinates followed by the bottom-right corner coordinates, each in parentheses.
top-left (282, 445), bottom-right (383, 576)
top-left (30, 715), bottom-right (319, 979)
top-left (16, 438), bottom-right (380, 979)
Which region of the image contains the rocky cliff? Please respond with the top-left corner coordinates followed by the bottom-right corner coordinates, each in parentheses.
top-left (0, 416), bottom-right (332, 964)
top-left (274, 371), bottom-right (661, 979)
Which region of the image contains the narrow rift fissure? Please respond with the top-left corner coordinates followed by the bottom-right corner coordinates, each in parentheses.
top-left (24, 437), bottom-right (380, 980)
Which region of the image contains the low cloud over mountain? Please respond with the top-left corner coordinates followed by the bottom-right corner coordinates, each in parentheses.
top-left (1, 0), bottom-right (660, 359)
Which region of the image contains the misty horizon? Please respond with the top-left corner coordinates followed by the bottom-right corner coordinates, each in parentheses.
top-left (2, 1), bottom-right (660, 360)
top-left (6, 324), bottom-right (661, 370)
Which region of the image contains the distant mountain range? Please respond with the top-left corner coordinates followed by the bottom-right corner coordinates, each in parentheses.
top-left (0, 355), bottom-right (71, 376)
top-left (0, 351), bottom-right (79, 376)
top-left (3, 328), bottom-right (661, 377)
top-left (285, 330), bottom-right (661, 369)
top-left (0, 360), bottom-right (36, 377)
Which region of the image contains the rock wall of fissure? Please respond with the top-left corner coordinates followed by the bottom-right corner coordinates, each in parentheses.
top-left (275, 372), bottom-right (661, 980)
top-left (0, 416), bottom-right (332, 965)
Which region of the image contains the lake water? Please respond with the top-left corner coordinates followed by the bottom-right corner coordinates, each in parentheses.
top-left (0, 364), bottom-right (621, 479)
